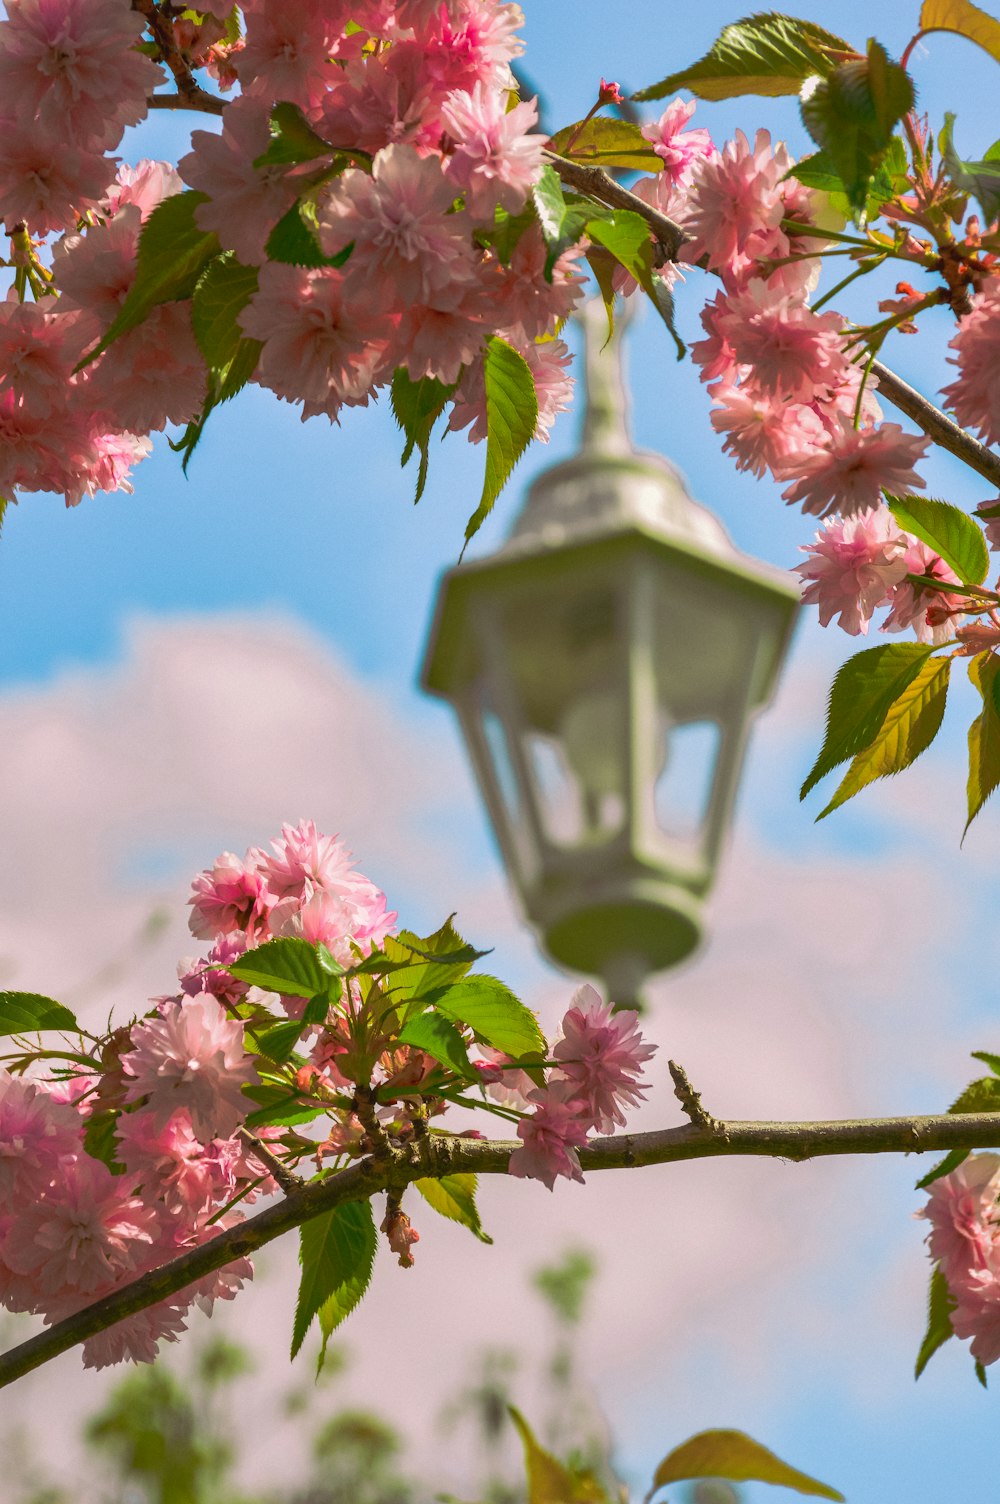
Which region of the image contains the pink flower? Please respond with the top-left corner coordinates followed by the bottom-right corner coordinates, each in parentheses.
top-left (2, 1156), bottom-right (158, 1296)
top-left (0, 0), bottom-right (161, 151)
top-left (79, 1296), bottom-right (190, 1369)
top-left (121, 996), bottom-right (259, 1142)
top-left (82, 301), bottom-right (206, 435)
top-left (795, 507), bottom-right (910, 635)
top-left (641, 97), bottom-right (714, 187)
top-left (0, 299), bottom-right (89, 417)
top-left (508, 1082), bottom-right (590, 1191)
top-left (239, 263), bottom-right (394, 414)
top-left (715, 282), bottom-right (846, 404)
top-left (189, 849), bottom-right (269, 940)
top-left (942, 282), bottom-right (1000, 446)
top-left (316, 47), bottom-right (447, 157)
top-left (781, 417), bottom-right (930, 519)
top-left (977, 498), bottom-right (1000, 551)
top-left (709, 383), bottom-right (825, 479)
top-left (179, 933), bottom-right (249, 1007)
top-left (922, 1154), bottom-right (1000, 1292)
top-left (317, 144), bottom-right (476, 309)
top-left (115, 1108), bottom-right (220, 1219)
top-left (419, 0), bottom-right (525, 92)
top-left (551, 984), bottom-right (656, 1133)
top-left (103, 159), bottom-right (183, 221)
top-left (0, 116), bottom-right (115, 232)
top-left (237, 0), bottom-right (351, 109)
top-left (476, 1047), bottom-right (536, 1108)
top-left (179, 97), bottom-right (300, 266)
top-left (0, 1072), bottom-right (83, 1209)
top-left (482, 221), bottom-right (585, 342)
top-left (882, 538), bottom-right (965, 644)
top-left (53, 204), bottom-right (142, 324)
top-left (681, 128), bottom-right (787, 275)
top-left (441, 84), bottom-right (546, 217)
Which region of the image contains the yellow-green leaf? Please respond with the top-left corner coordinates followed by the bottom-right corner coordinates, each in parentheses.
top-left (648, 1430), bottom-right (844, 1502)
top-left (415, 1173), bottom-right (493, 1243)
top-left (920, 0), bottom-right (1000, 64)
top-left (510, 1409), bottom-right (609, 1504)
top-left (818, 655), bottom-right (950, 818)
top-left (915, 1266), bottom-right (956, 1378)
top-left (965, 650), bottom-right (1000, 834)
top-left (548, 117), bottom-right (663, 171)
top-left (634, 13), bottom-right (853, 102)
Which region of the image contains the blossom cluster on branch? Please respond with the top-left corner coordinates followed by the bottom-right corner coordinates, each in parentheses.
top-left (0, 820), bottom-right (654, 1369)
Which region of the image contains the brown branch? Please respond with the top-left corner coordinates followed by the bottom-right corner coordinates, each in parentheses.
top-left (543, 149), bottom-right (687, 260)
top-left (237, 1127), bottom-right (304, 1195)
top-left (147, 90), bottom-right (226, 116)
top-left (667, 1059), bottom-right (718, 1131)
top-left (4, 1110), bottom-right (1000, 1390)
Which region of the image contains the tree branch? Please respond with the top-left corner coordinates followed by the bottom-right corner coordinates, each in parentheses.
top-left (547, 149), bottom-right (1000, 490)
top-left (147, 90), bottom-right (226, 116)
top-left (134, 0), bottom-right (225, 115)
top-left (3, 1109), bottom-right (1000, 1390)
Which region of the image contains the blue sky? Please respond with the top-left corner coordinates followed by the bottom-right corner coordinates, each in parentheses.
top-left (3, 3), bottom-right (1000, 1499)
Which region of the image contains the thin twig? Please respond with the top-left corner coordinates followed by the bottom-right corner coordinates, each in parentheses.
top-left (133, 0), bottom-right (225, 114)
top-left (147, 90), bottom-right (226, 116)
top-left (544, 149), bottom-right (688, 260)
top-left (4, 1109), bottom-right (1000, 1390)
top-left (237, 1127), bottom-right (304, 1195)
top-left (667, 1060), bottom-right (719, 1132)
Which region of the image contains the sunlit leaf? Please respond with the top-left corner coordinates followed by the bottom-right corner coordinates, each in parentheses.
top-left (965, 650), bottom-right (1000, 834)
top-left (397, 1011), bottom-right (475, 1078)
top-left (415, 1173), bottom-right (493, 1243)
top-left (228, 938), bottom-right (337, 999)
top-left (0, 992), bottom-right (78, 1037)
top-left (548, 117), bottom-right (663, 170)
top-left (888, 494), bottom-right (989, 586)
top-left (428, 975), bottom-right (546, 1060)
top-left (390, 369), bottom-right (458, 504)
top-left (510, 1409), bottom-right (609, 1504)
top-left (292, 1198), bottom-right (376, 1362)
top-left (531, 165), bottom-right (591, 278)
top-left (939, 112), bottom-right (1000, 224)
top-left (916, 1267), bottom-right (957, 1378)
top-left (800, 40), bottom-right (914, 214)
top-left (634, 12), bottom-right (853, 102)
top-left (648, 1430), bottom-right (844, 1501)
top-left (920, 0), bottom-right (1000, 64)
top-left (463, 337), bottom-right (538, 547)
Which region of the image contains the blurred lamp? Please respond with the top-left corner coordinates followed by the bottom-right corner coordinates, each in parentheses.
top-left (422, 302), bottom-right (798, 1009)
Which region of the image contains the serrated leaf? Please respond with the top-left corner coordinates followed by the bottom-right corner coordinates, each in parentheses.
top-left (916, 1146), bottom-right (971, 1190)
top-left (463, 337), bottom-right (538, 547)
top-left (915, 1267), bottom-right (956, 1379)
top-left (266, 203), bottom-right (354, 269)
top-left (586, 209), bottom-right (654, 289)
top-left (888, 493), bottom-right (989, 585)
top-left (228, 938), bottom-right (336, 999)
top-left (242, 1083), bottom-right (325, 1129)
top-left (634, 12), bottom-right (853, 102)
top-left (965, 650), bottom-right (1000, 834)
top-left (801, 642), bottom-right (935, 798)
top-left (800, 40), bottom-right (915, 214)
top-left (510, 1409), bottom-right (609, 1504)
top-left (939, 112), bottom-right (1000, 224)
top-left (531, 165), bottom-right (591, 279)
top-left (920, 0), bottom-right (1000, 64)
top-left (648, 1430), bottom-right (844, 1501)
top-left (84, 1109), bottom-right (125, 1175)
top-left (0, 991), bottom-right (79, 1036)
top-left (584, 247), bottom-right (617, 342)
top-left (976, 1358), bottom-right (989, 1386)
top-left (252, 1018), bottom-right (305, 1065)
top-left (947, 1075), bottom-right (1000, 1114)
top-left (414, 1173), bottom-right (492, 1243)
top-left (790, 137), bottom-right (908, 217)
top-left (256, 101), bottom-right (336, 167)
top-left (548, 117), bottom-right (663, 171)
top-left (971, 1050), bottom-right (1000, 1076)
top-left (191, 253), bottom-right (259, 369)
top-left (390, 369), bottom-right (458, 504)
top-left (292, 1198), bottom-right (376, 1362)
top-left (818, 655), bottom-right (950, 818)
top-left (427, 975), bottom-right (545, 1061)
top-left (76, 192), bottom-right (219, 368)
top-left (397, 1011), bottom-right (475, 1078)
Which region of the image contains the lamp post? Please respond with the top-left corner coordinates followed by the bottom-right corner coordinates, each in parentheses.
top-left (422, 303), bottom-right (799, 1009)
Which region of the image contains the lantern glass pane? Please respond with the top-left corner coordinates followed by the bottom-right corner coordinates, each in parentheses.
top-left (480, 703), bottom-right (520, 824)
top-left (653, 718), bottom-right (720, 840)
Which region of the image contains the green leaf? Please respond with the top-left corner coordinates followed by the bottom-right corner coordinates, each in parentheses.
top-left (428, 975), bottom-right (545, 1061)
top-left (801, 642), bottom-right (935, 799)
top-left (228, 938), bottom-right (337, 999)
top-left (915, 1267), bottom-right (957, 1378)
top-left (634, 12), bottom-right (853, 102)
top-left (916, 1146), bottom-right (971, 1190)
top-left (84, 1109), bottom-right (125, 1175)
top-left (920, 0), bottom-right (1000, 64)
top-left (790, 137), bottom-right (909, 217)
top-left (252, 1018), bottom-right (306, 1066)
top-left (939, 112), bottom-right (1000, 224)
top-left (531, 166), bottom-right (591, 279)
top-left (266, 203), bottom-right (353, 269)
top-left (242, 1082), bottom-right (326, 1129)
top-left (292, 1198), bottom-right (376, 1362)
top-left (817, 655), bottom-right (950, 818)
top-left (256, 101), bottom-right (336, 167)
top-left (888, 494), bottom-right (989, 585)
top-left (76, 192), bottom-right (220, 367)
top-left (414, 1173), bottom-right (493, 1243)
top-left (584, 247), bottom-right (617, 342)
top-left (191, 254), bottom-right (259, 370)
top-left (947, 1075), bottom-right (1000, 1114)
top-left (390, 368), bottom-right (458, 504)
top-left (365, 919), bottom-right (488, 998)
top-left (510, 1409), bottom-right (609, 1504)
top-left (648, 1430), bottom-right (844, 1501)
top-left (800, 40), bottom-right (915, 214)
top-left (971, 1050), bottom-right (1000, 1076)
top-left (464, 337), bottom-right (538, 548)
top-left (0, 991), bottom-right (79, 1036)
top-left (397, 1012), bottom-right (475, 1079)
top-left (976, 1358), bottom-right (989, 1387)
top-left (965, 650), bottom-right (1000, 834)
top-left (586, 209), bottom-right (654, 290)
top-left (547, 117), bottom-right (663, 171)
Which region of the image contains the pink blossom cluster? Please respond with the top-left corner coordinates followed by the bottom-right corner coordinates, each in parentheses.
top-left (500, 984), bottom-right (656, 1191)
top-left (1, 0), bottom-right (579, 509)
top-left (921, 1154), bottom-right (1000, 1367)
top-left (942, 281), bottom-right (1000, 448)
top-left (795, 505), bottom-right (966, 641)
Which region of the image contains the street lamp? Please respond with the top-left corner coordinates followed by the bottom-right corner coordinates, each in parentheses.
top-left (422, 302), bottom-right (799, 1009)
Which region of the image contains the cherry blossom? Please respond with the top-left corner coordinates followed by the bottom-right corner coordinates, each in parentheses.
top-left (941, 281), bottom-right (1000, 447)
top-left (552, 984), bottom-right (657, 1133)
top-left (781, 418), bottom-right (930, 519)
top-left (795, 508), bottom-right (910, 635)
top-left (121, 996), bottom-right (259, 1142)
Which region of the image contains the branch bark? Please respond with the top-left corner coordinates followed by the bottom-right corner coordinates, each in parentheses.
top-left (147, 90), bottom-right (226, 116)
top-left (3, 1109), bottom-right (1000, 1390)
top-left (546, 150), bottom-right (1000, 490)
